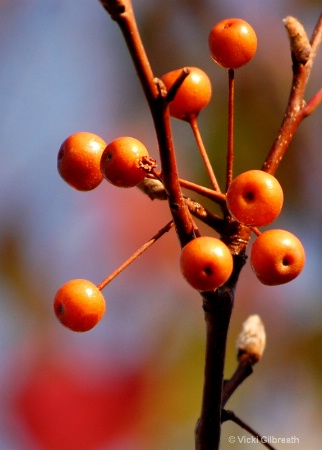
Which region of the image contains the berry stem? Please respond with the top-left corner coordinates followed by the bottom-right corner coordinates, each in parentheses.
top-left (250, 226), bottom-right (261, 237)
top-left (262, 14), bottom-right (322, 175)
top-left (179, 178), bottom-right (226, 204)
top-left (152, 171), bottom-right (226, 205)
top-left (226, 68), bottom-right (235, 191)
top-left (189, 115), bottom-right (222, 192)
top-left (96, 220), bottom-right (174, 291)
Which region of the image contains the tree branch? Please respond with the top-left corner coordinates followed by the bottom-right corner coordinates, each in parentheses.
top-left (222, 355), bottom-right (253, 407)
top-left (100, 0), bottom-right (195, 247)
top-left (262, 14), bottom-right (322, 175)
top-left (195, 254), bottom-right (247, 450)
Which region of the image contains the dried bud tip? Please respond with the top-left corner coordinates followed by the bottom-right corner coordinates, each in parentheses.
top-left (283, 16), bottom-right (311, 64)
top-left (237, 314), bottom-right (266, 364)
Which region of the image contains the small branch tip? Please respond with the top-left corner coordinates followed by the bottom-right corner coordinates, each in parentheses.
top-left (283, 16), bottom-right (311, 64)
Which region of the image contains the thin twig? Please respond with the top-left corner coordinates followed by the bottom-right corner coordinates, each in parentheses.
top-left (97, 220), bottom-right (174, 291)
top-left (222, 355), bottom-right (253, 407)
top-left (226, 69), bottom-right (235, 190)
top-left (222, 410), bottom-right (277, 450)
top-left (302, 87), bottom-right (322, 117)
top-left (166, 67), bottom-right (191, 103)
top-left (189, 115), bottom-right (222, 192)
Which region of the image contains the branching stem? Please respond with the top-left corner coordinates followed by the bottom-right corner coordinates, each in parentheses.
top-left (262, 14), bottom-right (322, 175)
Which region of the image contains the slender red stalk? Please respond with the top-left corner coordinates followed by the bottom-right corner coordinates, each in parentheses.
top-left (226, 68), bottom-right (235, 191)
top-left (97, 220), bottom-right (174, 291)
top-left (189, 115), bottom-right (222, 192)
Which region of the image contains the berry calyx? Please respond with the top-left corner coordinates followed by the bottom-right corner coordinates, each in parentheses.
top-left (100, 137), bottom-right (150, 188)
top-left (209, 18), bottom-right (257, 69)
top-left (180, 236), bottom-right (233, 291)
top-left (161, 67), bottom-right (212, 121)
top-left (57, 132), bottom-right (106, 191)
top-left (250, 229), bottom-right (305, 286)
top-left (54, 279), bottom-right (106, 332)
top-left (226, 170), bottom-right (284, 227)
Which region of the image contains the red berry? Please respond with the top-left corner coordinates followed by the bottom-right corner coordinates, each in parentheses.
top-left (54, 279), bottom-right (106, 332)
top-left (250, 229), bottom-right (305, 286)
top-left (180, 236), bottom-right (233, 291)
top-left (161, 67), bottom-right (212, 121)
top-left (100, 137), bottom-right (149, 188)
top-left (209, 18), bottom-right (257, 69)
top-left (226, 170), bottom-right (284, 227)
top-left (57, 132), bottom-right (106, 191)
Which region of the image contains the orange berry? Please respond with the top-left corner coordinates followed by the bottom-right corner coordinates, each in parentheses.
top-left (54, 279), bottom-right (106, 332)
top-left (100, 136), bottom-right (149, 188)
top-left (226, 170), bottom-right (284, 227)
top-left (250, 229), bottom-right (305, 286)
top-left (209, 18), bottom-right (257, 69)
top-left (180, 236), bottom-right (233, 291)
top-left (57, 132), bottom-right (106, 191)
top-left (161, 67), bottom-right (212, 121)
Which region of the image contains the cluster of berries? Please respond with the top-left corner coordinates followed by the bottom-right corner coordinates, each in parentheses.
top-left (54, 18), bottom-right (305, 333)
top-left (181, 170), bottom-right (305, 292)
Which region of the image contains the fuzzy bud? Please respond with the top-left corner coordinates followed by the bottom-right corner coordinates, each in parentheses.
top-left (237, 314), bottom-right (266, 364)
top-left (137, 177), bottom-right (167, 200)
top-left (283, 16), bottom-right (311, 64)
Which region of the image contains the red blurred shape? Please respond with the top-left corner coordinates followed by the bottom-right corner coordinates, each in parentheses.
top-left (15, 358), bottom-right (145, 450)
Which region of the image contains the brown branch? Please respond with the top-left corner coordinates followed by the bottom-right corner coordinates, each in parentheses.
top-left (222, 355), bottom-right (253, 407)
top-left (100, 0), bottom-right (194, 247)
top-left (262, 14), bottom-right (322, 175)
top-left (195, 254), bottom-right (247, 450)
top-left (184, 197), bottom-right (224, 231)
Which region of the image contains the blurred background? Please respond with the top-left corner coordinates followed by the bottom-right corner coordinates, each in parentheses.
top-left (0, 0), bottom-right (321, 448)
